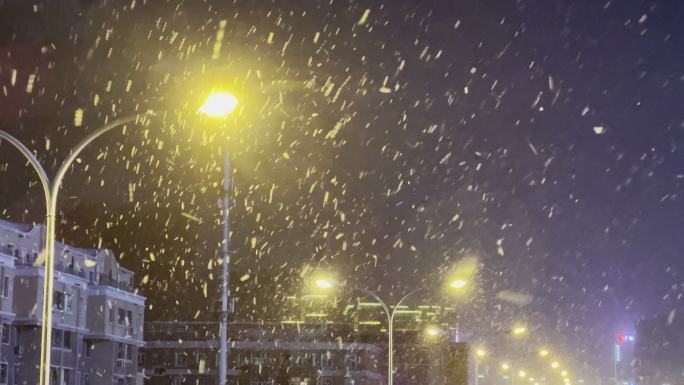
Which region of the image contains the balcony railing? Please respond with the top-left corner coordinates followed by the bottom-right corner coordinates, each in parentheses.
top-left (97, 274), bottom-right (133, 292)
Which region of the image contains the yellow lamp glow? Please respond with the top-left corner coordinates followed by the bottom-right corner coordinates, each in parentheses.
top-left (561, 371), bottom-right (568, 377)
top-left (315, 279), bottom-right (333, 289)
top-left (501, 363), bottom-right (511, 371)
top-left (450, 279), bottom-right (467, 289)
top-left (426, 326), bottom-right (442, 336)
top-left (512, 325), bottom-right (528, 335)
top-left (551, 361), bottom-right (560, 369)
top-left (476, 349), bottom-right (487, 358)
top-left (539, 349), bottom-right (549, 357)
top-left (198, 92), bottom-right (239, 118)
top-left (518, 370), bottom-right (527, 378)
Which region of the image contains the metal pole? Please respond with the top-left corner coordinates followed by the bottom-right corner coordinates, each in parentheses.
top-left (474, 360), bottom-right (479, 385)
top-left (0, 130), bottom-right (52, 385)
top-left (351, 287), bottom-right (420, 385)
top-left (218, 145), bottom-right (231, 385)
top-left (614, 344), bottom-right (618, 385)
top-left (388, 311), bottom-right (393, 385)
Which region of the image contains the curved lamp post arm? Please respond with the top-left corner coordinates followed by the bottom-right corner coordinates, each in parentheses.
top-left (390, 287), bottom-right (422, 321)
top-left (51, 114), bottom-right (144, 204)
top-left (0, 130), bottom-right (52, 209)
top-left (358, 287), bottom-right (391, 318)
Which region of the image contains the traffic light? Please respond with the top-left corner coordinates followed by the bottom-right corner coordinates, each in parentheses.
top-left (618, 334), bottom-right (634, 343)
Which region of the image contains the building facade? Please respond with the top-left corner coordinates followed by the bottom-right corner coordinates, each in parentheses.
top-left (142, 302), bottom-right (469, 385)
top-left (0, 219), bottom-right (146, 385)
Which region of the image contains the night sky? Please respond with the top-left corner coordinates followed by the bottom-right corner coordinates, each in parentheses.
top-left (1, 0), bottom-right (684, 380)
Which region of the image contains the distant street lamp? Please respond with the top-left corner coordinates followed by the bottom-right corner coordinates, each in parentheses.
top-left (474, 348), bottom-right (486, 385)
top-left (512, 325), bottom-right (528, 336)
top-left (425, 326), bottom-right (443, 337)
top-left (314, 276), bottom-right (468, 385)
top-left (0, 113), bottom-right (149, 385)
top-left (197, 90), bottom-right (239, 385)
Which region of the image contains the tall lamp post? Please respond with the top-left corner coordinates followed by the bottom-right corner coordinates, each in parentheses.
top-left (474, 348), bottom-right (486, 385)
top-left (197, 91), bottom-right (239, 385)
top-left (314, 277), bottom-right (467, 385)
top-left (0, 113), bottom-right (148, 385)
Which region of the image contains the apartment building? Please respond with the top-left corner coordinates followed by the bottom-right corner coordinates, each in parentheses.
top-left (0, 219), bottom-right (146, 385)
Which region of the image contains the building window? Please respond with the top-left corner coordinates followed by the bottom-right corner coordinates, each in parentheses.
top-left (320, 352), bottom-right (332, 369)
top-left (53, 291), bottom-right (72, 313)
top-left (63, 331), bottom-right (71, 350)
top-left (49, 367), bottom-right (70, 385)
top-left (83, 341), bottom-right (94, 357)
top-left (345, 354), bottom-right (358, 370)
top-left (1, 277), bottom-right (9, 298)
top-left (0, 362), bottom-right (7, 385)
top-left (117, 308), bottom-right (126, 325)
top-left (51, 330), bottom-right (61, 347)
top-left (50, 330), bottom-right (71, 350)
top-left (116, 343), bottom-right (132, 363)
top-left (0, 324), bottom-right (9, 345)
top-left (137, 353), bottom-right (145, 367)
top-left (12, 365), bottom-right (18, 385)
top-left (174, 352), bottom-right (187, 368)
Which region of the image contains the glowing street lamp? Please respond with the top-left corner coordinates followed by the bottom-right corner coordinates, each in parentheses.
top-left (561, 371), bottom-right (568, 377)
top-left (501, 363), bottom-right (511, 371)
top-left (551, 361), bottom-right (561, 369)
top-left (512, 325), bottom-right (528, 336)
top-left (198, 90), bottom-right (241, 385)
top-left (518, 370), bottom-right (528, 379)
top-left (198, 91), bottom-right (239, 117)
top-left (313, 270), bottom-right (470, 385)
top-left (476, 349), bottom-right (487, 358)
top-left (425, 326), bottom-right (443, 337)
top-left (315, 278), bottom-right (334, 289)
top-left (539, 349), bottom-right (549, 357)
top-left (312, 275), bottom-right (421, 385)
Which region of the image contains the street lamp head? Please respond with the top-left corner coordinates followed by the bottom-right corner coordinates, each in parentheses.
top-left (512, 325), bottom-right (528, 336)
top-left (425, 326), bottom-right (443, 337)
top-left (551, 361), bottom-right (560, 369)
top-left (449, 279), bottom-right (468, 290)
top-left (501, 363), bottom-right (511, 371)
top-left (539, 349), bottom-right (549, 357)
top-left (315, 278), bottom-right (334, 289)
top-left (475, 349), bottom-right (487, 358)
top-left (198, 91), bottom-right (239, 118)
top-left (518, 370), bottom-right (527, 378)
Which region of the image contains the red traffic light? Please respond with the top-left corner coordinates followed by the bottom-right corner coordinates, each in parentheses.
top-left (617, 335), bottom-right (634, 343)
